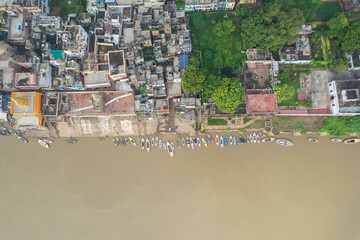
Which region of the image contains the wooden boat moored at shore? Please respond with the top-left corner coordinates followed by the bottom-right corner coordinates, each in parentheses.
top-left (38, 139), bottom-right (49, 148)
top-left (138, 137), bottom-right (141, 145)
top-left (121, 137), bottom-right (126, 146)
top-left (307, 137), bottom-right (319, 143)
top-left (176, 141), bottom-right (182, 149)
top-left (186, 137), bottom-right (190, 148)
top-left (249, 134), bottom-right (253, 143)
top-left (170, 141), bottom-right (175, 151)
top-left (216, 135), bottom-right (219, 146)
top-left (207, 133), bottom-right (214, 142)
top-left (256, 134), bottom-right (260, 143)
top-left (331, 137), bottom-right (342, 143)
top-left (182, 137), bottom-right (185, 146)
top-left (190, 137), bottom-right (194, 150)
top-left (202, 137), bottom-right (208, 147)
top-left (66, 138), bottom-right (77, 144)
top-left (167, 141), bottom-right (174, 157)
top-left (42, 139), bottom-right (53, 144)
top-left (155, 137), bottom-right (158, 147)
top-left (0, 127), bottom-right (7, 131)
top-left (0, 130), bottom-right (9, 136)
top-left (125, 137), bottom-right (130, 145)
top-left (158, 139), bottom-right (162, 149)
top-left (258, 132), bottom-right (266, 137)
top-left (146, 138), bottom-right (150, 152)
top-left (141, 138), bottom-right (145, 150)
top-left (129, 137), bottom-right (136, 146)
top-left (197, 137), bottom-right (201, 147)
top-left (344, 138), bottom-right (360, 144)
top-left (163, 142), bottom-right (166, 150)
top-left (8, 129), bottom-right (17, 136)
top-left (113, 138), bottom-right (120, 146)
top-left (151, 137), bottom-right (155, 147)
top-left (229, 136), bottom-right (233, 145)
top-left (275, 138), bottom-right (293, 147)
top-left (220, 136), bottom-right (224, 148)
top-left (18, 136), bottom-right (28, 143)
top-left (261, 137), bottom-right (275, 143)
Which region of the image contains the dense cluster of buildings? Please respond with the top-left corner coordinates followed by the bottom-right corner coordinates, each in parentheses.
top-left (0, 0), bottom-right (359, 135)
top-left (0, 0), bottom-right (199, 132)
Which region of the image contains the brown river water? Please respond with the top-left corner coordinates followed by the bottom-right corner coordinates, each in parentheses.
top-left (0, 134), bottom-right (360, 240)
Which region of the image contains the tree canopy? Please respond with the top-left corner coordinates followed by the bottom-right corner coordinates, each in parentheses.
top-left (181, 58), bottom-right (205, 94)
top-left (338, 22), bottom-right (360, 54)
top-left (329, 58), bottom-right (348, 72)
top-left (326, 13), bottom-right (348, 38)
top-left (213, 20), bottom-right (235, 38)
top-left (212, 78), bottom-right (245, 114)
top-left (190, 12), bottom-right (205, 31)
top-left (241, 0), bottom-right (305, 52)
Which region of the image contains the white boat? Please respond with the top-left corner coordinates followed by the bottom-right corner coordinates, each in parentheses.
top-left (190, 137), bottom-right (194, 150)
top-left (170, 141), bottom-right (175, 151)
top-left (182, 137), bottom-right (185, 146)
top-left (216, 134), bottom-right (219, 146)
top-left (167, 141), bottom-right (174, 157)
top-left (125, 137), bottom-right (130, 145)
top-left (220, 136), bottom-right (224, 148)
top-left (129, 137), bottom-right (136, 146)
top-left (163, 142), bottom-right (166, 149)
top-left (38, 139), bottom-right (49, 148)
top-left (155, 137), bottom-right (158, 146)
top-left (138, 137), bottom-right (141, 145)
top-left (141, 138), bottom-right (145, 150)
top-left (330, 137), bottom-right (342, 143)
top-left (275, 138), bottom-right (293, 147)
top-left (146, 138), bottom-right (151, 152)
top-left (308, 137), bottom-right (319, 142)
top-left (18, 136), bottom-right (28, 143)
top-left (8, 129), bottom-right (17, 136)
top-left (249, 134), bottom-right (253, 143)
top-left (42, 139), bottom-right (53, 144)
top-left (151, 137), bottom-right (155, 147)
top-left (202, 137), bottom-right (208, 147)
top-left (256, 134), bottom-right (260, 143)
top-left (253, 133), bottom-right (257, 143)
top-left (159, 139), bottom-right (163, 149)
top-left (113, 138), bottom-right (120, 146)
top-left (197, 137), bottom-right (201, 147)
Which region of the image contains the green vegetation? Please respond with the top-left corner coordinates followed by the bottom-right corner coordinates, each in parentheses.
top-left (241, 0), bottom-right (305, 52)
top-left (51, 0), bottom-right (86, 16)
top-left (271, 116), bottom-right (315, 134)
top-left (181, 57), bottom-right (205, 94)
top-left (245, 120), bottom-right (265, 129)
top-left (188, 12), bottom-right (246, 111)
top-left (212, 78), bottom-right (245, 114)
top-left (312, 2), bottom-right (341, 22)
top-left (274, 70), bottom-right (300, 106)
top-left (243, 118), bottom-right (252, 124)
top-left (200, 123), bottom-right (205, 132)
top-left (319, 116), bottom-right (360, 136)
top-left (329, 58), bottom-right (348, 72)
top-left (208, 119), bottom-right (228, 126)
top-left (190, 11), bottom-right (247, 76)
top-left (175, 0), bottom-right (185, 10)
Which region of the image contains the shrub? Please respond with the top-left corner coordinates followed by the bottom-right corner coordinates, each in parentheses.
top-left (200, 123), bottom-right (205, 132)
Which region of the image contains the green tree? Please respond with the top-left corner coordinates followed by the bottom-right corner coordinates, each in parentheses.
top-left (190, 12), bottom-right (206, 31)
top-left (213, 20), bottom-right (235, 38)
top-left (241, 0), bottom-right (304, 52)
top-left (273, 84), bottom-right (296, 104)
top-left (175, 0), bottom-right (185, 9)
top-left (181, 58), bottom-right (205, 94)
top-left (212, 78), bottom-right (245, 114)
top-left (339, 22), bottom-right (360, 54)
top-left (237, 7), bottom-right (249, 18)
top-left (326, 13), bottom-right (348, 38)
top-left (329, 58), bottom-right (348, 72)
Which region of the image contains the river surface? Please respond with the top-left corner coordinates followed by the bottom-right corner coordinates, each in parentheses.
top-left (0, 134), bottom-right (360, 240)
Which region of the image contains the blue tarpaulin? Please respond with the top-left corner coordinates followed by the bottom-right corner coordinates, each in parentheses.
top-left (180, 54), bottom-right (188, 68)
